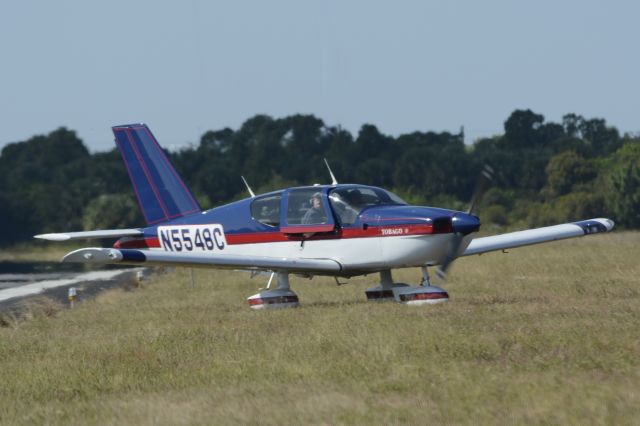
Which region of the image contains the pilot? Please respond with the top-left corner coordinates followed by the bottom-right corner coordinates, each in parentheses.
top-left (302, 192), bottom-right (325, 224)
top-left (347, 189), bottom-right (365, 210)
top-left (340, 189), bottom-right (365, 225)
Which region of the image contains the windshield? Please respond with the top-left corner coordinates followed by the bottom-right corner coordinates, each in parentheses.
top-left (328, 186), bottom-right (406, 225)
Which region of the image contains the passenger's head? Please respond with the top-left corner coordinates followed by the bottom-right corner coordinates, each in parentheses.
top-left (311, 192), bottom-right (322, 208)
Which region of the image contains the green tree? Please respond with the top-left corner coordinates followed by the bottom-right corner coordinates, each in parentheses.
top-left (0, 128), bottom-right (92, 243)
top-left (1, 109), bottom-right (635, 247)
top-left (579, 118), bottom-right (621, 156)
top-left (607, 143), bottom-right (640, 227)
top-left (502, 109), bottom-right (545, 150)
top-left (545, 151), bottom-right (596, 197)
top-left (82, 194), bottom-right (144, 230)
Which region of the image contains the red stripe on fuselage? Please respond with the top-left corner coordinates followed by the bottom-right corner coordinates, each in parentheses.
top-left (113, 223), bottom-right (440, 249)
top-left (114, 237), bottom-right (160, 249)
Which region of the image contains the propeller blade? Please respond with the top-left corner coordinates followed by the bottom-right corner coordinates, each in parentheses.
top-left (435, 232), bottom-right (464, 280)
top-left (467, 164), bottom-right (494, 215)
top-left (437, 165), bottom-right (494, 281)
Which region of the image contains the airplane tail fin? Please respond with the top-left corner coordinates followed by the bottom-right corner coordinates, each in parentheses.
top-left (112, 124), bottom-right (201, 225)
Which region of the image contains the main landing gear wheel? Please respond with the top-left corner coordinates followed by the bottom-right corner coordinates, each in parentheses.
top-left (247, 272), bottom-right (299, 310)
top-left (392, 285), bottom-right (449, 305)
top-left (365, 269), bottom-right (449, 305)
top-left (365, 270), bottom-right (409, 302)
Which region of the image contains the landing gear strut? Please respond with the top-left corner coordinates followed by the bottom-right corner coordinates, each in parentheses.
top-left (247, 272), bottom-right (299, 310)
top-left (365, 268), bottom-right (449, 305)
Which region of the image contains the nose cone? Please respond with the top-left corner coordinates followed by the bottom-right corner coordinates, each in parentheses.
top-left (452, 212), bottom-right (481, 235)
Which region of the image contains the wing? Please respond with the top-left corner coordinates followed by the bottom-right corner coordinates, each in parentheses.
top-left (462, 218), bottom-right (614, 256)
top-left (34, 229), bottom-right (143, 241)
top-left (62, 248), bottom-right (342, 273)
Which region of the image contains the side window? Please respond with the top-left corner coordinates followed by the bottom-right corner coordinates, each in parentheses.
top-left (286, 188), bottom-right (328, 225)
top-left (250, 194), bottom-right (281, 227)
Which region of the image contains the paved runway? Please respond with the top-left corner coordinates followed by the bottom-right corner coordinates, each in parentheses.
top-left (0, 262), bottom-right (141, 311)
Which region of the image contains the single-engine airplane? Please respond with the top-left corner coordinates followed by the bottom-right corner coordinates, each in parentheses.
top-left (35, 124), bottom-right (615, 309)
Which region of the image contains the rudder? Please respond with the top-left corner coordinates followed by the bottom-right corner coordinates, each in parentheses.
top-left (113, 124), bottom-right (201, 225)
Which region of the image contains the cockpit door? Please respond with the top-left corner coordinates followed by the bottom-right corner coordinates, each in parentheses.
top-left (280, 188), bottom-right (336, 234)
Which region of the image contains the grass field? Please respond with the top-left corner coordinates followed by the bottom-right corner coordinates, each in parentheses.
top-left (0, 232), bottom-right (639, 425)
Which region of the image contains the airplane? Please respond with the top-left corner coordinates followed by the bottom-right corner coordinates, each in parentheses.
top-left (35, 124), bottom-right (615, 309)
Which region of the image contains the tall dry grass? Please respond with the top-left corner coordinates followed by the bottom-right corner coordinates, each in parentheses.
top-left (0, 232), bottom-right (638, 425)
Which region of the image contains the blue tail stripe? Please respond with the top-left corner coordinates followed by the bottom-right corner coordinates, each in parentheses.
top-left (115, 130), bottom-right (168, 224)
top-left (113, 124), bottom-right (201, 225)
top-left (127, 129), bottom-right (180, 217)
top-left (131, 127), bottom-right (200, 217)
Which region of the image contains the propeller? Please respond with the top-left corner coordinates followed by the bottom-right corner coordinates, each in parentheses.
top-left (435, 165), bottom-right (494, 281)
top-left (467, 165), bottom-right (494, 215)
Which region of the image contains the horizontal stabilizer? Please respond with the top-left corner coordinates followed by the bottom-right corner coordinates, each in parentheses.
top-left (463, 218), bottom-right (614, 256)
top-left (34, 229), bottom-right (143, 241)
top-left (62, 248), bottom-right (342, 273)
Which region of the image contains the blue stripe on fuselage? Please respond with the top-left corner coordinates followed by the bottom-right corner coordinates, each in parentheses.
top-left (120, 249), bottom-right (147, 262)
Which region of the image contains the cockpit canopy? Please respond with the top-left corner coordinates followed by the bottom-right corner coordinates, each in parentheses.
top-left (250, 185), bottom-right (407, 231)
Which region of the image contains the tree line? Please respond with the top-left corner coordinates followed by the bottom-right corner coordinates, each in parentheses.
top-left (0, 109), bottom-right (638, 245)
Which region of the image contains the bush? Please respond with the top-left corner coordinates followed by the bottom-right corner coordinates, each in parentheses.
top-left (482, 205), bottom-right (508, 226)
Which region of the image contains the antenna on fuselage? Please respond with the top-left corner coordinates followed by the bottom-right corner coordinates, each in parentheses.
top-left (241, 176), bottom-right (256, 198)
top-left (324, 158), bottom-right (338, 185)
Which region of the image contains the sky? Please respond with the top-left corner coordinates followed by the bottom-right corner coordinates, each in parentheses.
top-left (1, 1), bottom-right (638, 152)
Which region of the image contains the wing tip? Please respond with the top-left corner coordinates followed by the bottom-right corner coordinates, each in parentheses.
top-left (34, 233), bottom-right (71, 242)
top-left (595, 218), bottom-right (615, 232)
top-left (574, 218), bottom-right (615, 234)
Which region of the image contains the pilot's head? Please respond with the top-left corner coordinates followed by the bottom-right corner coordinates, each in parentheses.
top-left (347, 189), bottom-right (364, 206)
